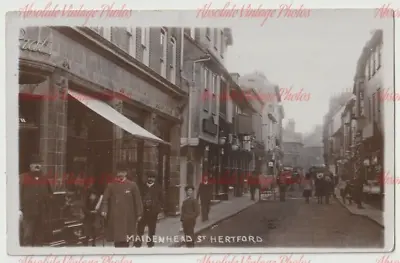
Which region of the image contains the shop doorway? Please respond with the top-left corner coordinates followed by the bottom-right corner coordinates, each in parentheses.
top-left (18, 94), bottom-right (41, 174)
top-left (66, 93), bottom-right (113, 196)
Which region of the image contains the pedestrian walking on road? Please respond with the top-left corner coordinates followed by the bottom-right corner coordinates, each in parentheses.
top-left (181, 185), bottom-right (200, 248)
top-left (248, 173), bottom-right (258, 201)
top-left (197, 175), bottom-right (213, 222)
top-left (302, 173), bottom-right (313, 204)
top-left (338, 177), bottom-right (348, 204)
top-left (353, 175), bottom-right (366, 209)
top-left (314, 172), bottom-right (324, 204)
top-left (324, 174), bottom-right (333, 204)
top-left (134, 171), bottom-right (164, 248)
top-left (276, 171), bottom-right (287, 202)
top-left (100, 163), bottom-right (143, 248)
top-left (19, 154), bottom-right (52, 246)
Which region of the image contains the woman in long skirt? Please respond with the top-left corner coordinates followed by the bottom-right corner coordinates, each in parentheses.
top-left (302, 173), bottom-right (313, 203)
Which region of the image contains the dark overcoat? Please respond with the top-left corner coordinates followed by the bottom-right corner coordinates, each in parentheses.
top-left (100, 179), bottom-right (143, 242)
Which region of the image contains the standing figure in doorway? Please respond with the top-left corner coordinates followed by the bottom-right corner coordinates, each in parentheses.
top-left (100, 163), bottom-right (143, 248)
top-left (19, 154), bottom-right (53, 246)
top-left (181, 185), bottom-right (200, 247)
top-left (197, 175), bottom-right (213, 222)
top-left (134, 171), bottom-right (164, 248)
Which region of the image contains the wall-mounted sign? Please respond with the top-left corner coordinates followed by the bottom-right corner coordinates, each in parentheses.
top-left (19, 29), bottom-right (52, 55)
top-left (268, 162), bottom-right (274, 167)
top-left (19, 117), bottom-right (37, 129)
top-left (202, 117), bottom-right (218, 136)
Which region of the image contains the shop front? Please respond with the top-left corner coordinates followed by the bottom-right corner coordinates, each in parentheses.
top-left (17, 26), bottom-right (185, 245)
top-left (198, 116), bottom-right (219, 198)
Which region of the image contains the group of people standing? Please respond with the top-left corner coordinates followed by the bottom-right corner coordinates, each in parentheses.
top-left (274, 167), bottom-right (336, 204)
top-left (19, 154), bottom-right (213, 248)
top-left (310, 170), bottom-right (335, 204)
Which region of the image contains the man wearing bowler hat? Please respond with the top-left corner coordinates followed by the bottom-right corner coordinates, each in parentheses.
top-left (196, 175), bottom-right (213, 222)
top-left (19, 154), bottom-right (53, 246)
top-left (134, 171), bottom-right (164, 248)
top-left (100, 163), bottom-right (143, 247)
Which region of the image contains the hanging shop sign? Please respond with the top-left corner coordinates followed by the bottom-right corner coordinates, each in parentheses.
top-left (19, 28), bottom-right (52, 55)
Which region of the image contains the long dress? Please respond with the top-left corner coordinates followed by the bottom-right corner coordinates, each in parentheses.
top-left (100, 179), bottom-right (143, 242)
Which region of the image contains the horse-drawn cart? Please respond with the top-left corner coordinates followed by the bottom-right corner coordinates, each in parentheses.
top-left (258, 174), bottom-right (277, 201)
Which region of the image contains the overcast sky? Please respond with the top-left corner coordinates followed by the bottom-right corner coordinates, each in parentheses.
top-left (225, 9), bottom-right (392, 134)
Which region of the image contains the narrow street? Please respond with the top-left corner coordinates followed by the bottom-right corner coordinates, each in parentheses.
top-left (195, 190), bottom-right (384, 248)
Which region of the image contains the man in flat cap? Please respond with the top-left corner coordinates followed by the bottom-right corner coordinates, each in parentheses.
top-left (100, 163), bottom-right (143, 247)
top-left (180, 185), bottom-right (199, 247)
top-left (19, 154), bottom-right (53, 246)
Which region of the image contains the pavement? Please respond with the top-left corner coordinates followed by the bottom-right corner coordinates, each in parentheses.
top-left (96, 190), bottom-right (262, 247)
top-left (334, 188), bottom-right (384, 227)
top-left (195, 189), bottom-right (384, 248)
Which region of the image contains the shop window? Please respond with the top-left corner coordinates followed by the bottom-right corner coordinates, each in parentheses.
top-left (206, 28), bottom-right (211, 40)
top-left (160, 28), bottom-right (167, 78)
top-left (214, 28), bottom-right (218, 50)
top-left (18, 94), bottom-right (40, 173)
top-left (190, 28), bottom-right (195, 39)
top-left (140, 28), bottom-right (149, 66)
top-left (169, 37), bottom-right (177, 84)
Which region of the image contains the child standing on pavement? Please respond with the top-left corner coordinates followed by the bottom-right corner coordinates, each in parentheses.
top-left (180, 185), bottom-right (200, 247)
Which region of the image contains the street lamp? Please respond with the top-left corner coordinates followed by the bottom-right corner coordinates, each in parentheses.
top-left (232, 144), bottom-right (239, 151)
top-left (219, 136), bottom-right (227, 145)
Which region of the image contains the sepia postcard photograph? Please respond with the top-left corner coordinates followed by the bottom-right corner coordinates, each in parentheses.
top-left (6, 8), bottom-right (395, 255)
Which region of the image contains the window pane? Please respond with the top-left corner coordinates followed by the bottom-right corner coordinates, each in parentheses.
top-left (141, 28), bottom-right (146, 46)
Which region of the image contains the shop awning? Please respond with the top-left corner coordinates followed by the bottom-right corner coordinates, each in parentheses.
top-left (68, 90), bottom-right (168, 145)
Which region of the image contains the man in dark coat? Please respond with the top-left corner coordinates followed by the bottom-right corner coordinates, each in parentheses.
top-left (134, 171), bottom-right (164, 248)
top-left (19, 154), bottom-right (53, 246)
top-left (314, 172), bottom-right (325, 204)
top-left (196, 175), bottom-right (213, 221)
top-left (100, 163), bottom-right (143, 247)
top-left (354, 173), bottom-right (366, 209)
top-left (181, 185), bottom-right (200, 247)
top-left (248, 173), bottom-right (258, 201)
top-left (276, 171), bottom-right (287, 202)
top-left (323, 172), bottom-right (334, 204)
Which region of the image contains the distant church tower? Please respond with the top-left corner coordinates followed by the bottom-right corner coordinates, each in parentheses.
top-left (286, 119), bottom-right (296, 133)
